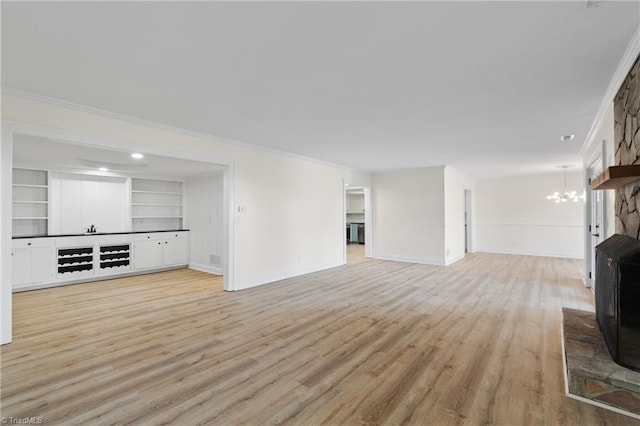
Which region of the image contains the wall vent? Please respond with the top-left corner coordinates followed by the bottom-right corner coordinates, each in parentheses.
top-left (210, 254), bottom-right (221, 266)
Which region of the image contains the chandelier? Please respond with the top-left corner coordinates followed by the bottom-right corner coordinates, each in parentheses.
top-left (546, 166), bottom-right (585, 203)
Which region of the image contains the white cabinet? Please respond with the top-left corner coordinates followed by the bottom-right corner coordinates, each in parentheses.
top-left (132, 232), bottom-right (189, 270)
top-left (12, 247), bottom-right (31, 286)
top-left (12, 231), bottom-right (189, 291)
top-left (50, 173), bottom-right (128, 235)
top-left (12, 238), bottom-right (55, 288)
top-left (133, 238), bottom-right (164, 270)
top-left (347, 194), bottom-right (365, 214)
top-left (164, 235), bottom-right (189, 265)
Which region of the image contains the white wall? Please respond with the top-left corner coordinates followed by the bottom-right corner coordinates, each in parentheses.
top-left (234, 153), bottom-right (364, 288)
top-left (2, 94), bottom-right (371, 295)
top-left (444, 166), bottom-right (475, 265)
top-left (1, 128), bottom-right (13, 344)
top-left (372, 167), bottom-right (446, 265)
top-left (475, 172), bottom-right (585, 258)
top-left (185, 173), bottom-right (224, 274)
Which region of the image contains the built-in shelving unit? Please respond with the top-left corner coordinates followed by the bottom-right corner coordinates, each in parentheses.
top-left (590, 165), bottom-right (640, 190)
top-left (131, 178), bottom-right (183, 231)
top-left (57, 246), bottom-right (94, 276)
top-left (99, 244), bottom-right (130, 271)
top-left (12, 168), bottom-right (48, 237)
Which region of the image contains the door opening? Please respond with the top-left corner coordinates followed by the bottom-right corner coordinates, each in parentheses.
top-left (344, 182), bottom-right (371, 264)
top-left (464, 189), bottom-right (473, 253)
top-left (588, 159), bottom-right (604, 291)
top-left (586, 141), bottom-right (606, 291)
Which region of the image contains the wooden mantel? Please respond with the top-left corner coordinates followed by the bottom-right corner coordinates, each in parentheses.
top-left (590, 165), bottom-right (640, 190)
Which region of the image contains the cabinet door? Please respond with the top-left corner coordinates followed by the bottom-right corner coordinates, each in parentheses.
top-left (163, 237), bottom-right (189, 266)
top-left (353, 195), bottom-right (364, 213)
top-left (133, 239), bottom-right (164, 270)
top-left (12, 247), bottom-right (31, 286)
top-left (31, 246), bottom-right (55, 283)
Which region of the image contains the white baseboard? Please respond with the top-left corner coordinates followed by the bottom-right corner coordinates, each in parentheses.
top-left (476, 248), bottom-right (583, 260)
top-left (189, 263), bottom-right (222, 275)
top-left (444, 253), bottom-right (466, 266)
top-left (372, 253), bottom-right (445, 266)
top-left (12, 265), bottom-right (188, 293)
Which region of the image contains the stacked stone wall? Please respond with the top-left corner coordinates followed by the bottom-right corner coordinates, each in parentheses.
top-left (615, 55), bottom-right (640, 238)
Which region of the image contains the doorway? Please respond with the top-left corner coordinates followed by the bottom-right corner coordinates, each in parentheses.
top-left (587, 153), bottom-right (605, 290)
top-left (344, 182), bottom-right (371, 264)
top-left (464, 189), bottom-right (473, 253)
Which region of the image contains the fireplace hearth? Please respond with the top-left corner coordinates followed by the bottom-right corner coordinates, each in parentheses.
top-left (595, 234), bottom-right (640, 372)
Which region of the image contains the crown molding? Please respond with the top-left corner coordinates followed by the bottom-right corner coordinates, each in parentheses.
top-left (581, 25), bottom-right (640, 155)
top-left (1, 87), bottom-right (357, 173)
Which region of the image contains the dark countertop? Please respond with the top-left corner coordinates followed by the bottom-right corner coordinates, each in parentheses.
top-left (13, 229), bottom-right (190, 240)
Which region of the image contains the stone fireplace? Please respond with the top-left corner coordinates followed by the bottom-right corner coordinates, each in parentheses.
top-left (615, 55), bottom-right (640, 237)
top-left (595, 234), bottom-right (640, 372)
top-left (562, 54), bottom-right (640, 419)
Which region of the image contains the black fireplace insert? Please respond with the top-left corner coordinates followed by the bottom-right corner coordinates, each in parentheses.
top-left (595, 234), bottom-right (640, 372)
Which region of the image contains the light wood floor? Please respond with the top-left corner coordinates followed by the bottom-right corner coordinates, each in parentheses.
top-left (347, 243), bottom-right (366, 264)
top-left (2, 253), bottom-right (636, 425)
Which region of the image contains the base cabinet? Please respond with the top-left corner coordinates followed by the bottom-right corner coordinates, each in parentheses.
top-left (12, 239), bottom-right (55, 288)
top-left (12, 231), bottom-right (189, 290)
top-left (132, 232), bottom-right (190, 270)
top-left (133, 239), bottom-right (164, 270)
top-left (164, 237), bottom-right (189, 266)
top-left (12, 247), bottom-right (31, 286)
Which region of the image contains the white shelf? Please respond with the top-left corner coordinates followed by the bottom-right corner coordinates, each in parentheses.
top-left (132, 216), bottom-right (183, 219)
top-left (13, 184), bottom-right (48, 188)
top-left (13, 217), bottom-right (48, 220)
top-left (131, 178), bottom-right (184, 232)
top-left (131, 203), bottom-right (182, 207)
top-left (12, 169), bottom-right (49, 237)
top-left (57, 269), bottom-right (93, 276)
top-left (101, 258), bottom-right (130, 263)
top-left (131, 190), bottom-right (182, 195)
top-left (100, 264), bottom-right (130, 271)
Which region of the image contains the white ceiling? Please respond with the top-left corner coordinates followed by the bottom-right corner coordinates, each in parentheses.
top-left (12, 134), bottom-right (223, 179)
top-left (2, 1), bottom-right (639, 179)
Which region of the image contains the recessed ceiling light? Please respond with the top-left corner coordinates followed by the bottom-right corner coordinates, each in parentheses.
top-left (560, 134), bottom-right (575, 142)
top-left (99, 167), bottom-right (109, 172)
top-left (131, 153), bottom-right (144, 159)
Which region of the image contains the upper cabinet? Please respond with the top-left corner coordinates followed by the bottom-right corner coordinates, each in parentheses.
top-left (12, 168), bottom-right (49, 237)
top-left (49, 172), bottom-right (128, 235)
top-left (347, 193), bottom-right (365, 214)
top-left (131, 178), bottom-right (184, 232)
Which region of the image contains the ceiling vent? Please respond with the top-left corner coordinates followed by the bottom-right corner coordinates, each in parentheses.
top-left (586, 0), bottom-right (606, 8)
